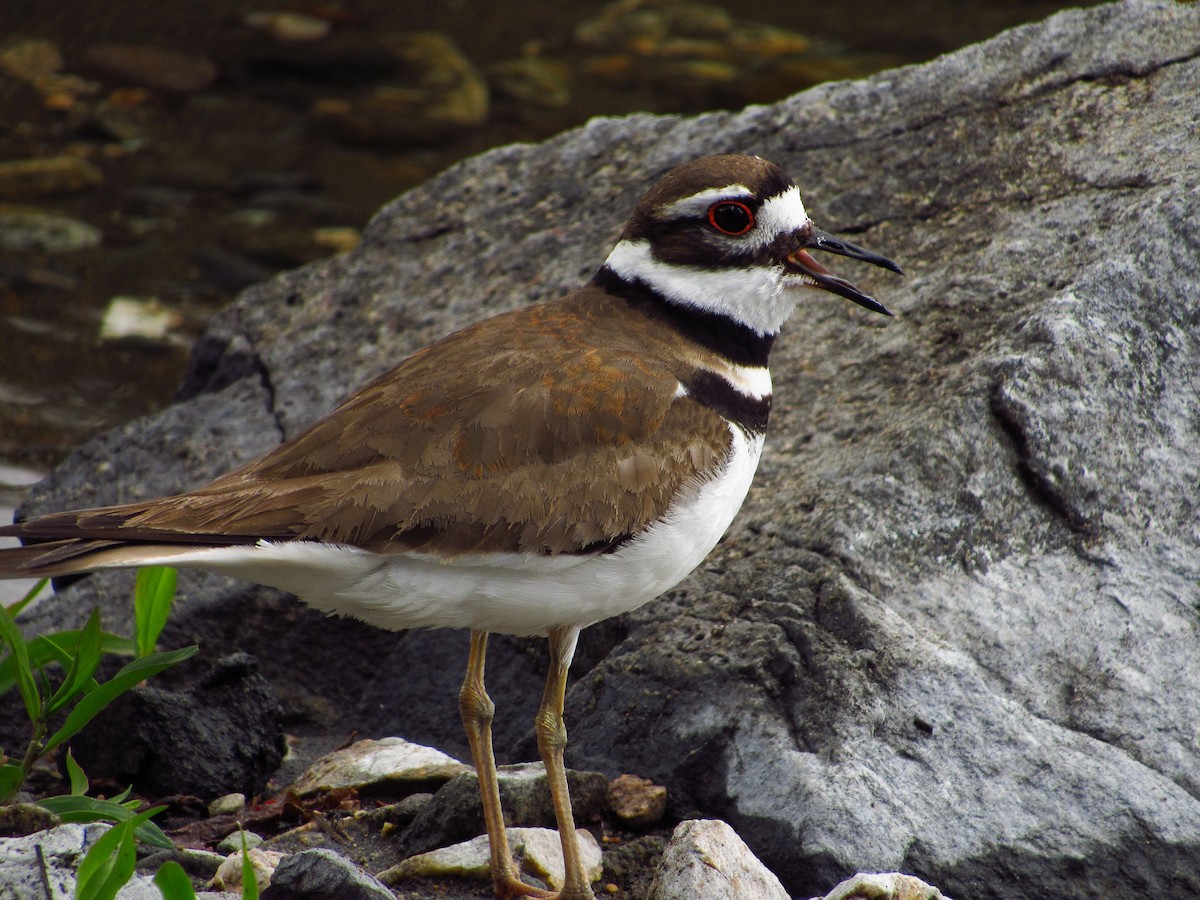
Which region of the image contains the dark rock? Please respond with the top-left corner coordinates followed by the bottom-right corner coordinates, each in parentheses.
top-left (259, 848), bottom-right (394, 900)
top-left (10, 4), bottom-right (1200, 899)
top-left (0, 211), bottom-right (102, 253)
top-left (398, 764), bottom-right (608, 857)
top-left (0, 157), bottom-right (104, 200)
top-left (68, 653), bottom-right (284, 800)
top-left (83, 44), bottom-right (218, 93)
top-left (365, 792), bottom-right (434, 831)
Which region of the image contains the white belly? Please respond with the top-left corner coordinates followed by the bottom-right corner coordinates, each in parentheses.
top-left (166, 427), bottom-right (763, 636)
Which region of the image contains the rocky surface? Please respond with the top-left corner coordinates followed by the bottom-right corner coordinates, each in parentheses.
top-left (4, 1), bottom-right (1199, 898)
top-left (5, 0), bottom-right (1063, 468)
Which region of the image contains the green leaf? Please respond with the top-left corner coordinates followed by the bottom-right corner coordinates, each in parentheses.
top-left (0, 763), bottom-right (24, 802)
top-left (135, 567), bottom-right (176, 659)
top-left (241, 829), bottom-right (260, 900)
top-left (0, 630), bottom-right (135, 697)
top-left (74, 807), bottom-right (162, 900)
top-left (43, 644), bottom-right (197, 756)
top-left (4, 576), bottom-right (48, 618)
top-left (65, 748), bottom-right (89, 796)
top-left (0, 602), bottom-right (40, 722)
top-left (39, 795), bottom-right (173, 849)
top-left (47, 609), bottom-right (105, 714)
top-left (152, 861), bottom-right (197, 900)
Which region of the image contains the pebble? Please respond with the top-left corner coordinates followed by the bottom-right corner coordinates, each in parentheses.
top-left (0, 39), bottom-right (63, 81)
top-left (0, 211), bottom-right (102, 253)
top-left (380, 827), bottom-right (603, 891)
top-left (84, 43), bottom-right (218, 93)
top-left (216, 829), bottom-right (264, 854)
top-left (209, 847), bottom-right (285, 892)
top-left (207, 791), bottom-right (247, 817)
top-left (607, 773), bottom-right (667, 828)
top-left (245, 11), bottom-right (332, 43)
top-left (98, 296), bottom-right (183, 342)
top-left (0, 156), bottom-right (104, 199)
top-left (290, 736), bottom-right (472, 796)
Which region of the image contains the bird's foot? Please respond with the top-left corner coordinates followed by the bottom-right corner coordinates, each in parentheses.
top-left (494, 875), bottom-right (556, 899)
top-left (494, 877), bottom-right (597, 900)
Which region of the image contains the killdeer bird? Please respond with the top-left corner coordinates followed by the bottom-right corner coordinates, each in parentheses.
top-left (0, 155), bottom-right (900, 899)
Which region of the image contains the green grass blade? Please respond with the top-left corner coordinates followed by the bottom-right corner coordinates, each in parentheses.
top-left (0, 763), bottom-right (24, 802)
top-left (40, 795), bottom-right (173, 849)
top-left (47, 609), bottom-right (105, 714)
top-left (134, 567), bottom-right (176, 659)
top-left (65, 748), bottom-right (90, 796)
top-left (75, 806), bottom-right (162, 900)
top-left (152, 861), bottom-right (198, 900)
top-left (4, 577), bottom-right (48, 618)
top-left (240, 829), bottom-right (260, 900)
top-left (43, 644), bottom-right (197, 756)
top-left (0, 602), bottom-right (40, 721)
top-left (0, 630), bottom-right (136, 697)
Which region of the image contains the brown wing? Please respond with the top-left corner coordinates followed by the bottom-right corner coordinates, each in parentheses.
top-left (3, 295), bottom-right (733, 561)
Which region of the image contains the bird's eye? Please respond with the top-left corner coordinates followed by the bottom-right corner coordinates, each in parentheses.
top-left (707, 201), bottom-right (755, 236)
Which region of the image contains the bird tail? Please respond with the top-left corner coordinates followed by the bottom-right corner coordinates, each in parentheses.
top-left (0, 535), bottom-right (199, 579)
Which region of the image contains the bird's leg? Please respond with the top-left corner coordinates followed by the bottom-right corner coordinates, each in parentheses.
top-left (460, 630), bottom-right (553, 900)
top-left (535, 625), bottom-right (596, 900)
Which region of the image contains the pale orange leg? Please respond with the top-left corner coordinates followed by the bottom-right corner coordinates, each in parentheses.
top-left (460, 630), bottom-right (554, 900)
top-left (534, 626), bottom-right (597, 900)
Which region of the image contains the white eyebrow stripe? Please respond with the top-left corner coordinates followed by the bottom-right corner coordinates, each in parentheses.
top-left (658, 184), bottom-right (754, 219)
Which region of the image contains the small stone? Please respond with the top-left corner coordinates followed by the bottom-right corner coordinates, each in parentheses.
top-left (266, 848), bottom-right (395, 900)
top-left (0, 39), bottom-right (63, 81)
top-left (313, 225), bottom-right (361, 253)
top-left (607, 774), bottom-right (667, 828)
top-left (816, 872), bottom-right (950, 900)
top-left (380, 827), bottom-right (603, 891)
top-left (98, 296), bottom-right (183, 342)
top-left (209, 847), bottom-right (284, 891)
top-left (399, 763), bottom-right (609, 858)
top-left (245, 11), bottom-right (332, 42)
top-left (216, 829), bottom-right (264, 854)
top-left (84, 44), bottom-right (218, 93)
top-left (0, 156), bottom-right (104, 199)
top-left (0, 211), bottom-right (102, 253)
top-left (648, 819), bottom-right (788, 900)
top-left (290, 736), bottom-right (472, 796)
top-left (208, 792), bottom-right (247, 817)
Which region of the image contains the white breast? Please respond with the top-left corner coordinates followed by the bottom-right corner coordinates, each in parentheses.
top-left (162, 427), bottom-right (765, 636)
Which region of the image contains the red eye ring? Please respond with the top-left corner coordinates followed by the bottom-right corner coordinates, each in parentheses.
top-left (707, 200), bottom-right (755, 236)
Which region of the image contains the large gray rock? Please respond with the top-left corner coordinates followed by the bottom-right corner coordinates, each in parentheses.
top-left (8, 2), bottom-right (1200, 898)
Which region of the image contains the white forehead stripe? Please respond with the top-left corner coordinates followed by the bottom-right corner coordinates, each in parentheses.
top-left (658, 184), bottom-right (754, 219)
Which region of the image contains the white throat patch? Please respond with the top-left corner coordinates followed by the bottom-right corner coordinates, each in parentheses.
top-left (604, 239), bottom-right (804, 336)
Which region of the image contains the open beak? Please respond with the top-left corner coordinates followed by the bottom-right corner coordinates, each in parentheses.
top-left (785, 227), bottom-right (903, 316)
